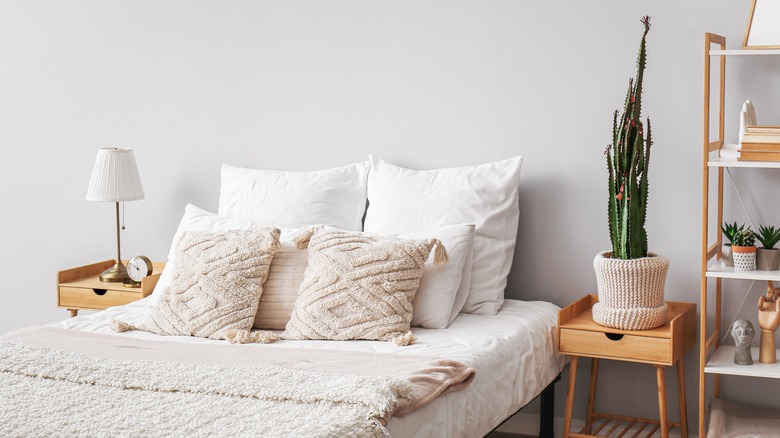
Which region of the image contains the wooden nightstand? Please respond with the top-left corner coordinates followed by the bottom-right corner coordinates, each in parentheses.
top-left (558, 295), bottom-right (696, 438)
top-left (57, 260), bottom-right (165, 317)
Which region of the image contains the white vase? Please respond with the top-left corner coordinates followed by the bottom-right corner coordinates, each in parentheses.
top-left (592, 251), bottom-right (669, 331)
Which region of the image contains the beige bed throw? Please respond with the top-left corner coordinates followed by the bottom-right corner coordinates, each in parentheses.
top-left (1, 326), bottom-right (474, 437)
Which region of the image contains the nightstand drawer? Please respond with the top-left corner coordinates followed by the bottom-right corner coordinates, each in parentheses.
top-left (559, 328), bottom-right (670, 363)
top-left (58, 286), bottom-right (142, 310)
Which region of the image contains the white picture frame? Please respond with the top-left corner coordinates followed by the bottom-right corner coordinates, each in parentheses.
top-left (743, 0), bottom-right (780, 49)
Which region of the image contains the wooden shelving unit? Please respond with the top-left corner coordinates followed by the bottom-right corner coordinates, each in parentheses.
top-left (699, 34), bottom-right (780, 436)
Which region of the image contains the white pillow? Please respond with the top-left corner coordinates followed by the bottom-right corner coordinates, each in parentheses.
top-left (165, 204), bottom-right (258, 261)
top-left (364, 155), bottom-right (523, 315)
top-left (151, 204), bottom-right (310, 314)
top-left (401, 224), bottom-right (475, 329)
top-left (218, 162), bottom-right (369, 230)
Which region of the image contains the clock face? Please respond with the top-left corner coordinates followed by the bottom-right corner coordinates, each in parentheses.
top-left (127, 256), bottom-right (153, 282)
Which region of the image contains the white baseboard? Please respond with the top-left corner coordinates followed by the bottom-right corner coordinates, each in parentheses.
top-left (496, 413), bottom-right (697, 438)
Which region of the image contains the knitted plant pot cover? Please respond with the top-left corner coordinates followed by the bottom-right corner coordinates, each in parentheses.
top-left (592, 251), bottom-right (670, 331)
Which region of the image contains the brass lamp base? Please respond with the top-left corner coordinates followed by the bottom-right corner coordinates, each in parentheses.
top-left (99, 262), bottom-right (130, 283)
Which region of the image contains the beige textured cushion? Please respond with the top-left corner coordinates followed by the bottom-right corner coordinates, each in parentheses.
top-left (253, 240), bottom-right (309, 330)
top-left (283, 229), bottom-right (445, 342)
top-left (143, 227), bottom-right (280, 340)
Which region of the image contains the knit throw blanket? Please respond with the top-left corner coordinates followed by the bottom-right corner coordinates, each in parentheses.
top-left (0, 327), bottom-right (475, 437)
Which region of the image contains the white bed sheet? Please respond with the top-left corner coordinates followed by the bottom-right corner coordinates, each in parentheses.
top-left (51, 298), bottom-right (565, 438)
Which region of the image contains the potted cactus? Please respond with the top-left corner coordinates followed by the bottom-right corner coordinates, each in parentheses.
top-left (593, 16), bottom-right (669, 331)
top-left (721, 221), bottom-right (746, 267)
top-left (755, 225), bottom-right (780, 270)
top-left (732, 228), bottom-right (757, 272)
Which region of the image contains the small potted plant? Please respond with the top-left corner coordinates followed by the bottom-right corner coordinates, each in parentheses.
top-left (722, 221), bottom-right (745, 267)
top-left (755, 225), bottom-right (780, 271)
top-left (732, 228), bottom-right (757, 272)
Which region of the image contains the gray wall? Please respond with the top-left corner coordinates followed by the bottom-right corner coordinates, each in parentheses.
top-left (1, 0), bottom-right (777, 430)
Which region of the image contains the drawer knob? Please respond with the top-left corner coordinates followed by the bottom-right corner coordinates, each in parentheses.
top-left (92, 288), bottom-right (108, 296)
top-left (605, 333), bottom-right (624, 341)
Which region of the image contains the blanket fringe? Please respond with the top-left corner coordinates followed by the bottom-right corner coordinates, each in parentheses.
top-left (390, 331), bottom-right (415, 346)
top-left (110, 319), bottom-right (137, 333)
top-left (226, 329), bottom-right (280, 344)
top-left (372, 417), bottom-right (391, 438)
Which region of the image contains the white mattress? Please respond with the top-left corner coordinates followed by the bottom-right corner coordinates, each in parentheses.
top-left (51, 298), bottom-right (565, 438)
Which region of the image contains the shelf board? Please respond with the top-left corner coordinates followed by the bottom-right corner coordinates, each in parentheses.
top-left (706, 262), bottom-right (780, 281)
top-left (708, 157), bottom-right (780, 168)
top-left (710, 49), bottom-right (780, 56)
top-left (705, 346), bottom-right (780, 379)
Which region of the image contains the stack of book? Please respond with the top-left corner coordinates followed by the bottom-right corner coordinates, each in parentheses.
top-left (740, 126), bottom-right (780, 161)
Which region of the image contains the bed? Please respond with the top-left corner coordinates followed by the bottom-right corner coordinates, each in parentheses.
top-left (2, 297), bottom-right (563, 437)
top-left (1, 155), bottom-right (566, 437)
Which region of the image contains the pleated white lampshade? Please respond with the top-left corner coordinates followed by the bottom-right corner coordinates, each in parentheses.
top-left (86, 148), bottom-right (144, 202)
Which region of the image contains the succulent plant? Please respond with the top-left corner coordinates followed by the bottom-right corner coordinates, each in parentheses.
top-left (733, 228), bottom-right (756, 247)
top-left (606, 16), bottom-right (653, 260)
top-left (755, 225), bottom-right (780, 249)
top-left (722, 221), bottom-right (746, 245)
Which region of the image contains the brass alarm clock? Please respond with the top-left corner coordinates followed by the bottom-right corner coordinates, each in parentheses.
top-left (123, 256), bottom-right (153, 288)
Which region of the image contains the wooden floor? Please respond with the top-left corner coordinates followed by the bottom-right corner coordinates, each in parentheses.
top-left (484, 432), bottom-right (533, 438)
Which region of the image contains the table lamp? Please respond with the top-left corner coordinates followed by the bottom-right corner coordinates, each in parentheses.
top-left (86, 148), bottom-right (145, 282)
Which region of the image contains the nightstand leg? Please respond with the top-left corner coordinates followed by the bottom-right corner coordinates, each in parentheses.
top-left (68, 309), bottom-right (78, 318)
top-left (676, 358), bottom-right (688, 438)
top-left (656, 366), bottom-right (669, 438)
top-left (585, 358), bottom-right (599, 434)
top-left (563, 356), bottom-right (578, 438)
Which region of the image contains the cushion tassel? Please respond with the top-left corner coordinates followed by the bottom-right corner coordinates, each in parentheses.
top-left (433, 239), bottom-right (449, 265)
top-left (269, 228), bottom-right (282, 251)
top-left (110, 319), bottom-right (137, 333)
top-left (294, 227), bottom-right (316, 249)
top-left (390, 331), bottom-right (415, 346)
top-left (225, 329), bottom-right (280, 344)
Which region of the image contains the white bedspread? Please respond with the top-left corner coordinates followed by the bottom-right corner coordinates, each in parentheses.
top-left (52, 298), bottom-right (565, 438)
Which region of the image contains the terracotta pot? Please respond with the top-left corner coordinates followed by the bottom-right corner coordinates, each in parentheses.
top-left (592, 251), bottom-right (669, 331)
top-left (757, 248), bottom-right (780, 271)
top-left (732, 245), bottom-right (757, 272)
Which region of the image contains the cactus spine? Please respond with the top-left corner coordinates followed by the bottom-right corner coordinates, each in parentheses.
top-left (607, 16), bottom-right (653, 260)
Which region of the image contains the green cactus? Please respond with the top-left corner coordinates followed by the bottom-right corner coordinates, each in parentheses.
top-left (722, 221), bottom-right (746, 244)
top-left (733, 228), bottom-right (756, 247)
top-left (606, 16), bottom-right (653, 260)
top-left (755, 224), bottom-right (780, 249)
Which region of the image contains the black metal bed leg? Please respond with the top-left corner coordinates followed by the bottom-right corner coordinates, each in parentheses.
top-left (539, 373), bottom-right (561, 438)
top-left (482, 372), bottom-right (563, 438)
